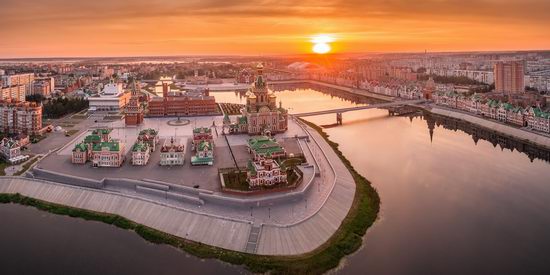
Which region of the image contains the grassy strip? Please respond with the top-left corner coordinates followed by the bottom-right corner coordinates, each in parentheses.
top-left (13, 157), bottom-right (40, 176)
top-left (0, 119), bottom-right (380, 274)
top-left (0, 161), bottom-right (8, 176)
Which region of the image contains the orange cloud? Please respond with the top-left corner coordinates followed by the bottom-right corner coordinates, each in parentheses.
top-left (0, 0), bottom-right (548, 57)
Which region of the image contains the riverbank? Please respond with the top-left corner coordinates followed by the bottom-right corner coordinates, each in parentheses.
top-left (275, 80), bottom-right (550, 150)
top-left (427, 106), bottom-right (550, 149)
top-left (0, 120), bottom-right (380, 274)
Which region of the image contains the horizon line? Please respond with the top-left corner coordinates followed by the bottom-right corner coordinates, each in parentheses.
top-left (1, 49), bottom-right (549, 61)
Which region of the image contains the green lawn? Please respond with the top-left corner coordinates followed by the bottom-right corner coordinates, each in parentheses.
top-left (0, 161), bottom-right (8, 176)
top-left (65, 129), bottom-right (80, 136)
top-left (222, 170), bottom-right (249, 191)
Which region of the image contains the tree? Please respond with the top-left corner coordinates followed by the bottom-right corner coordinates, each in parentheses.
top-left (25, 94), bottom-right (45, 103)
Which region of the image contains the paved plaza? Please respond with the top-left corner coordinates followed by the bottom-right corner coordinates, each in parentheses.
top-left (36, 115), bottom-right (305, 191)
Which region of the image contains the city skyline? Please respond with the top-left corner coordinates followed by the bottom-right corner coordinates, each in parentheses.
top-left (1, 0), bottom-right (550, 58)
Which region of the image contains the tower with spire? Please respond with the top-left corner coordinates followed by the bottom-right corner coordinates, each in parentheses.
top-left (124, 79), bottom-right (144, 126)
top-left (227, 63), bottom-right (288, 135)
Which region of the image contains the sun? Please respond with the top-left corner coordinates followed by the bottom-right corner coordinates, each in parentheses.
top-left (311, 34), bottom-right (334, 54)
top-left (313, 43), bottom-right (331, 54)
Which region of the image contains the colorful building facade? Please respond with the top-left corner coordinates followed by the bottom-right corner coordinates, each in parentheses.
top-left (225, 64), bottom-right (288, 135)
top-left (71, 128), bottom-right (125, 167)
top-left (191, 127), bottom-right (214, 166)
top-left (131, 141), bottom-right (150, 166)
top-left (160, 137), bottom-right (185, 166)
top-left (148, 83), bottom-right (217, 117)
top-left (247, 158), bottom-right (287, 187)
top-left (246, 136), bottom-right (286, 160)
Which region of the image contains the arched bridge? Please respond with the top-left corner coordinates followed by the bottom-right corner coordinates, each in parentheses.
top-left (292, 99), bottom-right (425, 117)
top-left (291, 99), bottom-right (425, 125)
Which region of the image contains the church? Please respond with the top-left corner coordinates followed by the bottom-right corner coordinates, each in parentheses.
top-left (224, 63), bottom-right (288, 135)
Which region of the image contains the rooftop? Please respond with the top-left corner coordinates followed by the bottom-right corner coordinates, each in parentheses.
top-left (92, 141), bottom-right (121, 152)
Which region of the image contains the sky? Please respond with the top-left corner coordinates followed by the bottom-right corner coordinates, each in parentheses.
top-left (1, 0), bottom-right (549, 58)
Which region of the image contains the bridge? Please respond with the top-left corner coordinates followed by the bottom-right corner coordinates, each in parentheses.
top-left (292, 99), bottom-right (426, 124)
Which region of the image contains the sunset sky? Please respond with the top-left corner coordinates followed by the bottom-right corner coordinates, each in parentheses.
top-left (1, 0), bottom-right (549, 58)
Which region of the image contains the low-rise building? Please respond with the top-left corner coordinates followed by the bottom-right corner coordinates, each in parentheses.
top-left (88, 82), bottom-right (131, 113)
top-left (131, 141), bottom-right (151, 166)
top-left (71, 128), bottom-right (125, 167)
top-left (527, 108), bottom-right (550, 133)
top-left (91, 141), bottom-right (125, 167)
top-left (72, 142), bottom-right (89, 164)
top-left (137, 128), bottom-right (159, 152)
top-left (191, 127), bottom-right (214, 166)
top-left (191, 140), bottom-right (213, 166)
top-left (160, 137), bottom-right (185, 166)
top-left (247, 157), bottom-right (287, 187)
top-left (247, 136), bottom-right (286, 160)
top-left (0, 137), bottom-right (27, 164)
top-left (192, 126), bottom-right (213, 148)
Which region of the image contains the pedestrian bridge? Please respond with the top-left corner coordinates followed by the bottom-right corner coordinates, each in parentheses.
top-left (292, 99), bottom-right (425, 117)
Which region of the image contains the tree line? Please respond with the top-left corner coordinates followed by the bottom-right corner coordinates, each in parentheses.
top-left (43, 97), bottom-right (89, 118)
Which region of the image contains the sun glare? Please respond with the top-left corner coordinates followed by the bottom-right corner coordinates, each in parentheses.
top-left (311, 34), bottom-right (334, 54)
top-left (313, 43), bottom-right (331, 54)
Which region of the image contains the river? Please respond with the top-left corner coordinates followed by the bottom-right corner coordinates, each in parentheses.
top-left (2, 86), bottom-right (550, 274)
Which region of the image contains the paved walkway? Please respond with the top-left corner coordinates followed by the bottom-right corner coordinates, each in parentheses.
top-left (0, 177), bottom-right (252, 252)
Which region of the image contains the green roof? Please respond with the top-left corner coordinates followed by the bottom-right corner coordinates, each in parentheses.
top-left (198, 140), bottom-right (212, 151)
top-left (193, 127), bottom-right (211, 134)
top-left (139, 128), bottom-right (157, 136)
top-left (238, 116), bottom-right (247, 124)
top-left (502, 103), bottom-right (514, 110)
top-left (132, 142), bottom-right (149, 152)
top-left (92, 128), bottom-right (112, 135)
top-left (73, 142), bottom-right (87, 152)
top-left (191, 155), bottom-right (213, 165)
top-left (248, 136), bottom-right (284, 156)
top-left (83, 134), bottom-right (101, 143)
top-left (92, 141), bottom-right (120, 152)
top-left (532, 107), bottom-right (550, 119)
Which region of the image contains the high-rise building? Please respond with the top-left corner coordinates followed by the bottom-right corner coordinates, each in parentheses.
top-left (1, 85), bottom-right (26, 101)
top-left (494, 61), bottom-right (525, 93)
top-left (0, 100), bottom-right (43, 135)
top-left (1, 73), bottom-right (35, 95)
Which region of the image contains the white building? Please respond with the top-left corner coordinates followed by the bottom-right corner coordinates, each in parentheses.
top-left (88, 82), bottom-right (131, 113)
top-left (160, 137), bottom-right (185, 166)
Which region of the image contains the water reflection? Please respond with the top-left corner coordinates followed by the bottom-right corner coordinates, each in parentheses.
top-left (422, 113), bottom-right (550, 163)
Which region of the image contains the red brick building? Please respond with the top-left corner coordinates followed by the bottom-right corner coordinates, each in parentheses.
top-left (147, 83), bottom-right (217, 117)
